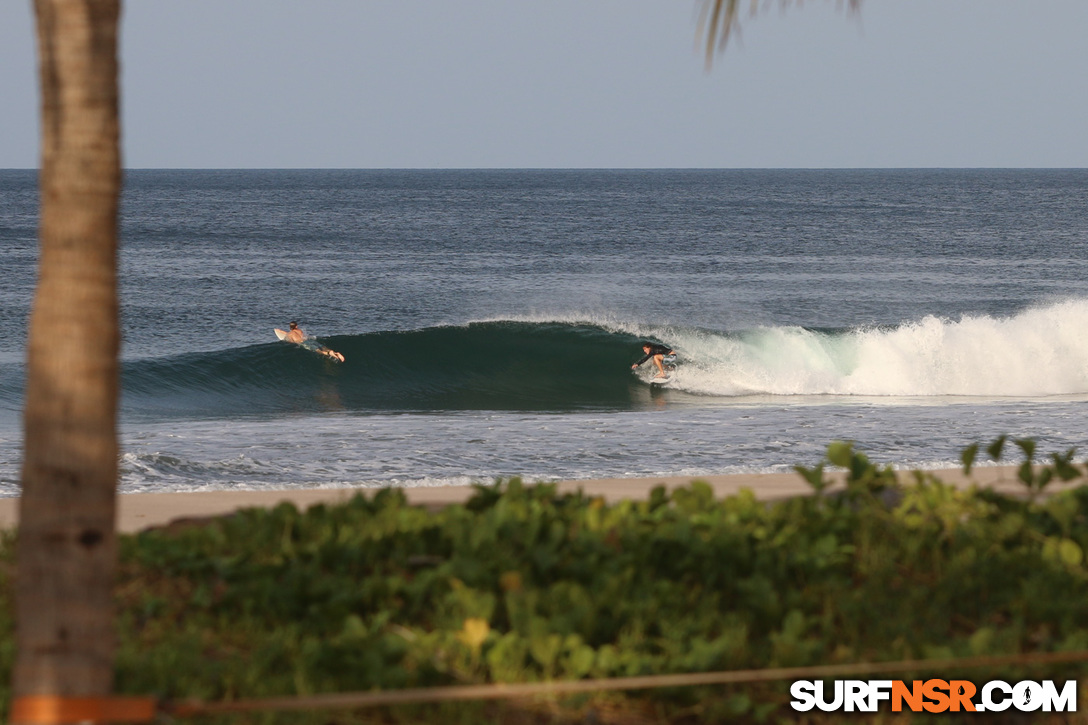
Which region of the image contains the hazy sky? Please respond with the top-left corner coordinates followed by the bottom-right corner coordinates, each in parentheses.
top-left (2, 0), bottom-right (1086, 168)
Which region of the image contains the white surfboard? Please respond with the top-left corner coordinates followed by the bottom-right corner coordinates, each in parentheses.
top-left (274, 328), bottom-right (289, 341)
top-left (649, 374), bottom-right (673, 386)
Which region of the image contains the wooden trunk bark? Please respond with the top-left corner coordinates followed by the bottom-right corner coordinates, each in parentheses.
top-left (13, 0), bottom-right (123, 715)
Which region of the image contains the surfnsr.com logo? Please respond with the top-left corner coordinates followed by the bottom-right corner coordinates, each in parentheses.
top-left (790, 679), bottom-right (1077, 713)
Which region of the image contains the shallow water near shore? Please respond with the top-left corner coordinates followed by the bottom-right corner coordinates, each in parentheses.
top-left (2, 169), bottom-right (1088, 494)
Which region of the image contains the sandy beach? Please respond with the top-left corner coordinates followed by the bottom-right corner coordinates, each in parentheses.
top-left (0, 465), bottom-right (1062, 534)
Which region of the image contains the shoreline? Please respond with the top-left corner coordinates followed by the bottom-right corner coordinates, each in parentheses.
top-left (0, 465), bottom-right (1060, 534)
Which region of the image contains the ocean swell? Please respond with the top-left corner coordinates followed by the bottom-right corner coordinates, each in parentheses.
top-left (6, 300), bottom-right (1080, 421)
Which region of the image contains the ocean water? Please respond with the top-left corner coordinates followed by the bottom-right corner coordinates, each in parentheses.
top-left (1, 169), bottom-right (1088, 494)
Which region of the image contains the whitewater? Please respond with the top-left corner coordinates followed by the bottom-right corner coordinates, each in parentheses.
top-left (2, 169), bottom-right (1087, 494)
top-left (656, 300), bottom-right (1088, 398)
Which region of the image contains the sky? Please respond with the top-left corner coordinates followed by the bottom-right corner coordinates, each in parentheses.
top-left (1, 0), bottom-right (1087, 169)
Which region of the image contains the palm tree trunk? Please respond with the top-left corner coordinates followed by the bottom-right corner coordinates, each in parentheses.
top-left (13, 0), bottom-right (122, 711)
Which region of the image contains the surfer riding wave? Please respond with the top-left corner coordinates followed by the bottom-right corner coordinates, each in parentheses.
top-left (632, 341), bottom-right (674, 379)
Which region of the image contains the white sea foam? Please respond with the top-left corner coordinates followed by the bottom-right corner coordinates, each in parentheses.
top-left (660, 300), bottom-right (1088, 397)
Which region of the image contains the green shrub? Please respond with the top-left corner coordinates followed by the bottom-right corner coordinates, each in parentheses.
top-left (0, 438), bottom-right (1087, 722)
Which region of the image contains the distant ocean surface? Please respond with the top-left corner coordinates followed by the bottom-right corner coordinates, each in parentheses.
top-left (2, 169), bottom-right (1088, 495)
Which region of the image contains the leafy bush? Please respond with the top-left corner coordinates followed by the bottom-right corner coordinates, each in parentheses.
top-left (1, 438), bottom-right (1088, 723)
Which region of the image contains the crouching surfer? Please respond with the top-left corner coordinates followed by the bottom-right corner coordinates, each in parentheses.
top-left (282, 321), bottom-right (345, 362)
top-left (631, 341), bottom-right (674, 379)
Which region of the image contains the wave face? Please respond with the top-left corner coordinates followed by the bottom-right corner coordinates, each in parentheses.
top-left (121, 322), bottom-right (646, 416)
top-left (43, 300), bottom-right (1088, 420)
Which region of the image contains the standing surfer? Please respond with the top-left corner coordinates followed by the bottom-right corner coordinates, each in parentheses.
top-left (632, 342), bottom-right (674, 379)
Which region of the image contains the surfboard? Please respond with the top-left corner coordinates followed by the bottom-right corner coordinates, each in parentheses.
top-left (274, 328), bottom-right (289, 341)
top-left (649, 375), bottom-right (673, 386)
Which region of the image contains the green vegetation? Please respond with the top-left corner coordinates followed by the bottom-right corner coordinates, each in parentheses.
top-left (2, 438), bottom-right (1088, 723)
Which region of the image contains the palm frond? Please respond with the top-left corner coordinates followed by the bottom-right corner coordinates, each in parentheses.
top-left (698, 0), bottom-right (742, 68)
top-left (700, 0), bottom-right (862, 68)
